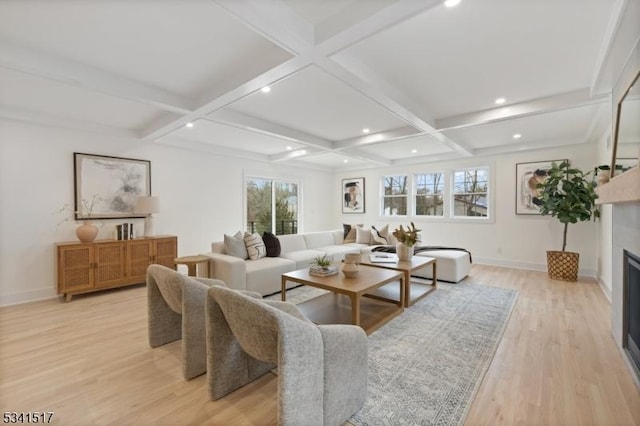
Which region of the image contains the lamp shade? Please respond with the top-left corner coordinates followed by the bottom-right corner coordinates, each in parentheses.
top-left (134, 196), bottom-right (160, 214)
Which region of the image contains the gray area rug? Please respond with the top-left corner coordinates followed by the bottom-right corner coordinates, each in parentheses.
top-left (270, 282), bottom-right (518, 426)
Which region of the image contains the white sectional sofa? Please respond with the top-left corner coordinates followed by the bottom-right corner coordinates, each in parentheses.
top-left (200, 229), bottom-right (471, 296)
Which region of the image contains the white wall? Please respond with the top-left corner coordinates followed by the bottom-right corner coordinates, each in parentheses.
top-left (0, 119), bottom-right (334, 305)
top-left (333, 145), bottom-right (599, 274)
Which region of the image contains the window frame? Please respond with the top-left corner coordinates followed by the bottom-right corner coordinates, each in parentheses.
top-left (413, 171), bottom-right (447, 218)
top-left (450, 166), bottom-right (491, 222)
top-left (380, 174), bottom-right (409, 217)
top-left (244, 173), bottom-right (301, 235)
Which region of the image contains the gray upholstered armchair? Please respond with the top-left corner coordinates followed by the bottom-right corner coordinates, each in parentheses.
top-left (206, 286), bottom-right (368, 426)
top-left (147, 264), bottom-right (229, 380)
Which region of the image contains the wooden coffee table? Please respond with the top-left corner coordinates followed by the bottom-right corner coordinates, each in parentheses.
top-left (360, 254), bottom-right (437, 307)
top-left (281, 265), bottom-right (404, 335)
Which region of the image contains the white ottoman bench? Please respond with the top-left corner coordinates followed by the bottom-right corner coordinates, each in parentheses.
top-left (413, 250), bottom-right (471, 283)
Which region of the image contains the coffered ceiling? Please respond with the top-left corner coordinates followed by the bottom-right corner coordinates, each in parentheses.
top-left (0, 0), bottom-right (634, 170)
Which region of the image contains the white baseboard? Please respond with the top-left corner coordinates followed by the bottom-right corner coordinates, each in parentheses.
top-left (473, 257), bottom-right (596, 279)
top-left (596, 276), bottom-right (612, 303)
top-left (0, 287), bottom-right (58, 307)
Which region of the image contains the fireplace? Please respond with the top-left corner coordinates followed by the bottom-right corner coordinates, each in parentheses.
top-left (624, 250), bottom-right (640, 378)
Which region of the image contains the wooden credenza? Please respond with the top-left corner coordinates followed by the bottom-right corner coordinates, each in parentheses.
top-left (56, 235), bottom-right (177, 301)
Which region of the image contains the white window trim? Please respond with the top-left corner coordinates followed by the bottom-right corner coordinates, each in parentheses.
top-left (377, 166), bottom-right (494, 223)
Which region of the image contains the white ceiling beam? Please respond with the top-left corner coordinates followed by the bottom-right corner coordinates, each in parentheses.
top-left (316, 0), bottom-right (443, 55)
top-left (269, 147), bottom-right (324, 162)
top-left (341, 148), bottom-right (393, 166)
top-left (333, 126), bottom-right (419, 150)
top-left (391, 152), bottom-right (465, 167)
top-left (0, 41), bottom-right (193, 115)
top-left (436, 89), bottom-right (609, 131)
top-left (140, 55), bottom-right (312, 140)
top-left (473, 137), bottom-right (588, 157)
top-left (212, 0), bottom-right (314, 54)
top-left (207, 109), bottom-right (334, 150)
top-left (590, 0), bottom-right (630, 96)
top-left (0, 105), bottom-right (137, 139)
top-left (583, 102), bottom-right (611, 145)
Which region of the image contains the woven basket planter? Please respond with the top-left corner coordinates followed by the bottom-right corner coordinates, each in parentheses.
top-left (546, 250), bottom-right (579, 282)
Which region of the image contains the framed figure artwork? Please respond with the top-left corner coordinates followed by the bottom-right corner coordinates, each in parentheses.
top-left (342, 177), bottom-right (365, 214)
top-left (515, 160), bottom-right (566, 215)
top-left (74, 152), bottom-right (151, 220)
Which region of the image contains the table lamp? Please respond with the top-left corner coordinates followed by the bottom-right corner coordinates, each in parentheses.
top-left (134, 196), bottom-right (160, 237)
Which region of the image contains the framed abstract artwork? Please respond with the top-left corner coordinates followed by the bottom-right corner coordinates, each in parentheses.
top-left (342, 177), bottom-right (365, 214)
top-left (74, 153), bottom-right (151, 220)
top-left (515, 159), bottom-right (566, 215)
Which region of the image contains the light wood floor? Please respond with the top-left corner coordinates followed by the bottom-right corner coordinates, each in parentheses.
top-left (1, 265), bottom-right (639, 425)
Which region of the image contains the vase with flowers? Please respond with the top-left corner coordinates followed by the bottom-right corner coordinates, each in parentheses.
top-left (57, 194), bottom-right (103, 242)
top-left (392, 222), bottom-right (421, 261)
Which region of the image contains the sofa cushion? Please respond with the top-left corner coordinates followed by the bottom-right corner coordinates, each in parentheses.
top-left (318, 245), bottom-right (362, 260)
top-left (244, 233), bottom-right (266, 260)
top-left (224, 231), bottom-right (248, 259)
top-left (282, 249), bottom-right (326, 269)
top-left (331, 229), bottom-right (344, 245)
top-left (303, 231), bottom-right (335, 249)
top-left (244, 257), bottom-right (297, 295)
top-left (278, 234), bottom-right (307, 255)
top-left (262, 232), bottom-right (281, 257)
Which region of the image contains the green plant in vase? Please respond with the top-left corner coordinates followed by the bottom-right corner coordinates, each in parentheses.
top-left (312, 254), bottom-right (332, 269)
top-left (392, 222), bottom-right (421, 247)
top-left (536, 160), bottom-right (599, 281)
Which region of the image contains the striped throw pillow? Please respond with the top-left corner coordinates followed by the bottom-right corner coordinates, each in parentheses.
top-left (244, 233), bottom-right (267, 260)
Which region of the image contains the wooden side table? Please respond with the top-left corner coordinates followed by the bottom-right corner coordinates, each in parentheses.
top-left (174, 255), bottom-right (210, 277)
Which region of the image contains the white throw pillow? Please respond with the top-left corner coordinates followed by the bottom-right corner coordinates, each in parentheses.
top-left (224, 231), bottom-right (248, 259)
top-left (355, 226), bottom-right (371, 244)
top-left (244, 232), bottom-right (267, 260)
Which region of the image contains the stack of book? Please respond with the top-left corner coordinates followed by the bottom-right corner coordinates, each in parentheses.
top-left (115, 223), bottom-right (134, 240)
top-left (309, 265), bottom-right (338, 277)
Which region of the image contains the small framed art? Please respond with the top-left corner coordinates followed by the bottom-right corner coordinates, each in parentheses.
top-left (515, 160), bottom-right (566, 215)
top-left (342, 177), bottom-right (365, 214)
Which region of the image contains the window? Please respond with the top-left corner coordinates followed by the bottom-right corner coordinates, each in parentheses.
top-left (382, 175), bottom-right (408, 216)
top-left (415, 172), bottom-right (444, 216)
top-left (452, 168), bottom-right (489, 217)
top-left (246, 177), bottom-right (298, 235)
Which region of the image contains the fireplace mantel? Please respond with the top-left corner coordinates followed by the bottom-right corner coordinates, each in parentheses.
top-left (596, 167), bottom-right (640, 204)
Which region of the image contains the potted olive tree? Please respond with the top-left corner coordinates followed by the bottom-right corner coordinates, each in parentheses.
top-left (536, 160), bottom-right (599, 281)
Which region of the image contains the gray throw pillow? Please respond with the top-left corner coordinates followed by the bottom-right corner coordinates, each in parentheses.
top-left (224, 231), bottom-right (248, 259)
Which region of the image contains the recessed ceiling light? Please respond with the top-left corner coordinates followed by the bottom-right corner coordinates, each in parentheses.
top-left (185, 122), bottom-right (194, 128)
top-left (286, 146), bottom-right (292, 150)
top-left (495, 97), bottom-right (506, 105)
top-left (513, 133), bottom-right (522, 139)
top-left (444, 0), bottom-right (461, 7)
top-left (362, 128), bottom-right (370, 134)
top-left (411, 149), bottom-right (418, 153)
top-left (261, 86), bottom-right (271, 93)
